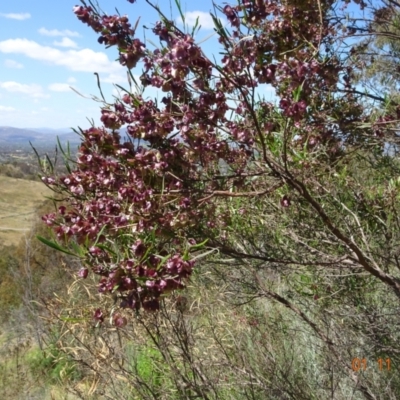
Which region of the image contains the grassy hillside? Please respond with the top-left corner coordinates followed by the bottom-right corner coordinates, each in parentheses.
top-left (0, 176), bottom-right (52, 246)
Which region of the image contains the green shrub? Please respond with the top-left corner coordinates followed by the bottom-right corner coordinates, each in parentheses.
top-left (26, 343), bottom-right (81, 384)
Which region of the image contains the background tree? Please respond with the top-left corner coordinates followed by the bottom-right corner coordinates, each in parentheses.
top-left (349, 1), bottom-right (400, 99)
top-left (343, 0), bottom-right (400, 158)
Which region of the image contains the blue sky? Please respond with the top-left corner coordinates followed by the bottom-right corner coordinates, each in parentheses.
top-left (0, 0), bottom-right (362, 130)
top-left (0, 0), bottom-right (229, 129)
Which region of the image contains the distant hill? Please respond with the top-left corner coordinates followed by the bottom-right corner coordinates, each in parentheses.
top-left (0, 126), bottom-right (81, 145)
top-left (26, 127), bottom-right (72, 134)
top-left (0, 126), bottom-right (166, 150)
top-left (0, 126), bottom-right (46, 143)
top-left (0, 126), bottom-right (198, 154)
top-left (0, 126), bottom-right (151, 146)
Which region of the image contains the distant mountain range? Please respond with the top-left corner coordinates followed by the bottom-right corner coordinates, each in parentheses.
top-left (0, 126), bottom-right (184, 148)
top-left (0, 126), bottom-right (81, 145)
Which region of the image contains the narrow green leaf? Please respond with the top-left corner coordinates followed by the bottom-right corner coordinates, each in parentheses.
top-left (127, 68), bottom-right (141, 93)
top-left (146, 38), bottom-right (159, 49)
top-left (93, 224), bottom-right (108, 247)
top-left (114, 84), bottom-right (131, 96)
top-left (56, 136), bottom-right (67, 158)
top-left (189, 238), bottom-right (209, 250)
top-left (293, 84), bottom-right (303, 102)
top-left (190, 248), bottom-right (219, 261)
top-left (140, 244), bottom-right (153, 263)
top-left (97, 244), bottom-right (117, 256)
top-left (56, 137), bottom-right (72, 173)
top-left (36, 235), bottom-right (79, 257)
top-left (175, 0), bottom-right (185, 25)
top-left (69, 86), bottom-right (91, 99)
top-left (112, 284), bottom-right (120, 293)
top-left (132, 16), bottom-right (140, 35)
top-left (94, 72), bottom-right (106, 102)
top-left (210, 13), bottom-right (228, 40)
top-left (70, 241), bottom-right (86, 257)
top-left (196, 30), bottom-right (218, 45)
top-left (30, 142), bottom-right (41, 165)
top-left (191, 16), bottom-right (200, 36)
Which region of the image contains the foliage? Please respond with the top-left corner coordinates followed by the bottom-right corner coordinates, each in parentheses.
top-left (344, 1), bottom-right (400, 155)
top-left (0, 200), bottom-right (85, 399)
top-left (349, 1), bottom-right (400, 100)
top-left (33, 261), bottom-right (400, 399)
top-left (27, 341), bottom-right (81, 384)
top-left (40, 0), bottom-right (400, 314)
top-left (30, 0), bottom-right (400, 398)
top-left (0, 246), bottom-right (20, 315)
top-left (0, 161), bottom-right (44, 181)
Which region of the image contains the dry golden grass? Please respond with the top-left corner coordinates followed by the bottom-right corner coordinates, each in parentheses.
top-left (0, 176), bottom-right (52, 246)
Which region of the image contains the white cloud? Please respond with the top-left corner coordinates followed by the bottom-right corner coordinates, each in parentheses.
top-left (67, 77), bottom-right (77, 83)
top-left (0, 39), bottom-right (126, 82)
top-left (53, 37), bottom-right (79, 48)
top-left (177, 11), bottom-right (225, 30)
top-left (0, 81), bottom-right (48, 98)
top-left (4, 59), bottom-right (23, 69)
top-left (0, 105), bottom-right (16, 112)
top-left (38, 27), bottom-right (80, 37)
top-left (48, 83), bottom-right (73, 92)
top-left (100, 72), bottom-right (129, 84)
top-left (0, 13), bottom-right (31, 20)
